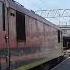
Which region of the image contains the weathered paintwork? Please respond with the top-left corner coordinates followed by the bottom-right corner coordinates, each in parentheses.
top-left (25, 15), bottom-right (63, 59)
top-left (0, 0), bottom-right (63, 70)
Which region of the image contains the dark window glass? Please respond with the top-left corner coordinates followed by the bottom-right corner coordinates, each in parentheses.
top-left (16, 11), bottom-right (26, 41)
top-left (58, 30), bottom-right (60, 43)
top-left (2, 3), bottom-right (5, 31)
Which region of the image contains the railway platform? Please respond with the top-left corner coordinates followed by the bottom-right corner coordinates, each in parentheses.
top-left (51, 57), bottom-right (70, 70)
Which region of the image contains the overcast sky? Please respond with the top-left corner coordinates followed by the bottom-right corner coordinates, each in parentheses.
top-left (14, 0), bottom-right (70, 25)
top-left (14, 0), bottom-right (70, 10)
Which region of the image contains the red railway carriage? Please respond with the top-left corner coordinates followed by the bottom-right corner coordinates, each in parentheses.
top-left (0, 0), bottom-right (63, 70)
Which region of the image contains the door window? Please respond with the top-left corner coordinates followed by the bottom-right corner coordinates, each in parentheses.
top-left (0, 2), bottom-right (5, 31)
top-left (16, 11), bottom-right (26, 42)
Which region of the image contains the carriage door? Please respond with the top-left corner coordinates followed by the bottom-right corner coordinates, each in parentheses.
top-left (0, 2), bottom-right (6, 49)
top-left (8, 8), bottom-right (17, 48)
top-left (0, 2), bottom-right (7, 70)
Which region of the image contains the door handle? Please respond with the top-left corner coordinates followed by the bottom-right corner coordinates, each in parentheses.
top-left (5, 35), bottom-right (8, 39)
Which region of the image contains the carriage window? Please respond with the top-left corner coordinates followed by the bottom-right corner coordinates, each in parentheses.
top-left (0, 2), bottom-right (5, 31)
top-left (16, 11), bottom-right (26, 41)
top-left (58, 30), bottom-right (60, 43)
top-left (2, 3), bottom-right (5, 31)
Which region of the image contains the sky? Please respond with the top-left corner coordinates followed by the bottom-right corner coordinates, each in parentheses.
top-left (14, 0), bottom-right (70, 10)
top-left (14, 0), bottom-right (70, 25)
